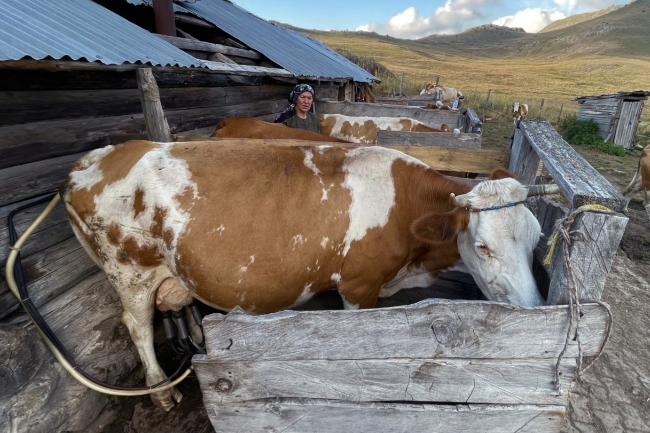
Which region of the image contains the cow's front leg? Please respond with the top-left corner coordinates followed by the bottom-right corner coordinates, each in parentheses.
top-left (337, 280), bottom-right (382, 310)
top-left (119, 286), bottom-right (183, 411)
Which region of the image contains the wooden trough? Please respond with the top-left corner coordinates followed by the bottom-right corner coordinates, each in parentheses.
top-left (191, 117), bottom-right (628, 432)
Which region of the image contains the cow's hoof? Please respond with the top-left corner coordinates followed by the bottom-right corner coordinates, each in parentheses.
top-left (152, 387), bottom-right (182, 412)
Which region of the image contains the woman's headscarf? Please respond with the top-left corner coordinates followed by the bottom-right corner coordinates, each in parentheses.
top-left (275, 83), bottom-right (315, 121)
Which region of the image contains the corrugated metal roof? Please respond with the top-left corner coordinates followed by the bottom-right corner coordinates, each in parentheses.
top-left (0, 0), bottom-right (202, 68)
top-left (174, 0), bottom-right (378, 83)
top-left (575, 90), bottom-right (650, 102)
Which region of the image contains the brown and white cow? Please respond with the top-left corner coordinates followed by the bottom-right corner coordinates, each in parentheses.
top-left (211, 116), bottom-right (348, 142)
top-left (63, 140), bottom-right (548, 410)
top-left (420, 83), bottom-right (463, 102)
top-left (319, 114), bottom-right (449, 144)
top-left (513, 102), bottom-right (529, 124)
top-left (623, 145), bottom-right (650, 218)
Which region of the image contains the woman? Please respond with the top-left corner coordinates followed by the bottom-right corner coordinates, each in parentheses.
top-left (274, 84), bottom-right (320, 133)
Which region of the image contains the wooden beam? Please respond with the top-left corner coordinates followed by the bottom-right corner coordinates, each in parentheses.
top-left (202, 60), bottom-right (293, 77)
top-left (156, 34), bottom-right (262, 60)
top-left (519, 121), bottom-right (627, 212)
top-left (194, 357), bottom-right (575, 405)
top-left (508, 127), bottom-right (541, 184)
top-left (200, 301), bottom-right (609, 360)
top-left (136, 68), bottom-right (172, 142)
top-left (376, 131), bottom-right (481, 149)
top-left (197, 399), bottom-right (565, 433)
top-left (174, 13), bottom-right (216, 29)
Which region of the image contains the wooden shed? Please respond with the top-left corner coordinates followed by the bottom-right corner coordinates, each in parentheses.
top-left (0, 0), bottom-right (376, 431)
top-left (575, 90), bottom-right (650, 149)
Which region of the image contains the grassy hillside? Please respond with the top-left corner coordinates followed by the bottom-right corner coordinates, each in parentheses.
top-left (539, 5), bottom-right (624, 33)
top-left (291, 0), bottom-right (650, 133)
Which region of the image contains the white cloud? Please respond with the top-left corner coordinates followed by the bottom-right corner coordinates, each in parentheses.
top-left (492, 8), bottom-right (566, 33)
top-left (492, 0), bottom-right (622, 33)
top-left (355, 0), bottom-right (501, 39)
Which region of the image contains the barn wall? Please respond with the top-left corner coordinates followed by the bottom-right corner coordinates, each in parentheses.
top-left (0, 68), bottom-right (336, 432)
top-left (576, 97), bottom-right (618, 140)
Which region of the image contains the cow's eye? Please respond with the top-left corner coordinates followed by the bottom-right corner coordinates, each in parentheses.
top-left (476, 242), bottom-right (490, 256)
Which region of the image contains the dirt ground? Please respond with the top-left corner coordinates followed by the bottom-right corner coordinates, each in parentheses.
top-left (79, 139), bottom-right (650, 433)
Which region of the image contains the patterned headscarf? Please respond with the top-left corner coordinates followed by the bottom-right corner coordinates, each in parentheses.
top-left (275, 84), bottom-right (315, 121)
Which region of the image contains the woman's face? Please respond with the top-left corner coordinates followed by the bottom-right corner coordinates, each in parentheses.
top-left (295, 91), bottom-right (314, 114)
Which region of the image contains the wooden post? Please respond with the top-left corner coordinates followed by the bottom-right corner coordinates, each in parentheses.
top-left (435, 76), bottom-right (439, 86)
top-left (152, 0), bottom-right (176, 36)
top-left (508, 127), bottom-right (541, 184)
top-left (399, 73), bottom-right (404, 97)
top-left (556, 103), bottom-right (563, 125)
top-left (538, 99), bottom-right (545, 120)
top-left (136, 68), bottom-right (172, 142)
top-left (483, 89), bottom-right (491, 122)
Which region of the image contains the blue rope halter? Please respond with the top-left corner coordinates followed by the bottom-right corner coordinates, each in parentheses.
top-left (465, 200), bottom-right (526, 213)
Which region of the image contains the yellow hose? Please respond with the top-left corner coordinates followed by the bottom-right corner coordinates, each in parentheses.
top-left (5, 193), bottom-right (192, 396)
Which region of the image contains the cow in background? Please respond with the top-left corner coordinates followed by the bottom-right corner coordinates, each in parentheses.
top-left (212, 116), bottom-right (348, 142)
top-left (420, 83), bottom-right (463, 103)
top-left (319, 114), bottom-right (449, 144)
top-left (513, 103), bottom-right (529, 124)
top-left (623, 145), bottom-right (650, 218)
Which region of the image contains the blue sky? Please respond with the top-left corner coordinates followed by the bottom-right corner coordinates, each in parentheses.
top-left (232, 0), bottom-right (630, 38)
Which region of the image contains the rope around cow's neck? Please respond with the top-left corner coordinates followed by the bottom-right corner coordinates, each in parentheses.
top-left (546, 204), bottom-right (615, 395)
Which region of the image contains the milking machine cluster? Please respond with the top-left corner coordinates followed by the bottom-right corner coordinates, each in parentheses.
top-left (161, 302), bottom-right (206, 355)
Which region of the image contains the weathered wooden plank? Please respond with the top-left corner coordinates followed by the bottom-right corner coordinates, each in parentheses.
top-left (383, 146), bottom-right (507, 173)
top-left (200, 399), bottom-right (565, 433)
top-left (508, 127), bottom-right (541, 184)
top-left (376, 131), bottom-right (481, 148)
top-left (202, 301), bottom-right (609, 360)
top-left (546, 211), bottom-right (628, 305)
top-left (0, 68), bottom-right (260, 92)
top-left (319, 100), bottom-right (463, 130)
top-left (193, 357), bottom-right (574, 405)
top-left (136, 69), bottom-right (172, 142)
top-left (0, 237), bottom-right (100, 318)
top-left (533, 196), bottom-right (568, 274)
top-left (202, 60), bottom-right (294, 77)
top-left (156, 34), bottom-right (262, 60)
top-left (0, 99), bottom-right (286, 169)
top-left (0, 152), bottom-right (83, 207)
top-left (0, 195), bottom-right (73, 268)
top-left (519, 121), bottom-right (627, 212)
top-left (0, 85), bottom-right (292, 126)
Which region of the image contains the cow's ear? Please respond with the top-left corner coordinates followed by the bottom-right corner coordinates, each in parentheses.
top-left (490, 168), bottom-right (518, 180)
top-left (411, 208), bottom-right (469, 244)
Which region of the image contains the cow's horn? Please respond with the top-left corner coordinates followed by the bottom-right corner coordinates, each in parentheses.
top-left (450, 192), bottom-right (471, 207)
top-left (526, 184), bottom-right (560, 196)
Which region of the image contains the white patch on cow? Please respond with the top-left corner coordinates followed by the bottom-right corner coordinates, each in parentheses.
top-left (331, 273), bottom-right (341, 284)
top-left (72, 143), bottom-right (198, 276)
top-left (341, 147), bottom-right (426, 256)
top-left (292, 235), bottom-right (305, 250)
top-left (379, 263), bottom-right (437, 298)
top-left (68, 146), bottom-right (116, 191)
top-left (321, 237), bottom-right (329, 249)
top-left (287, 283), bottom-right (316, 309)
top-left (321, 188), bottom-right (329, 201)
top-left (216, 224), bottom-right (225, 235)
top-left (239, 255), bottom-right (255, 273)
top-left (341, 297), bottom-right (360, 310)
top-left (302, 149), bottom-right (321, 176)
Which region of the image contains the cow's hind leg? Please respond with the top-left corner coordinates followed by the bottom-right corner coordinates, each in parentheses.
top-left (112, 271), bottom-right (183, 411)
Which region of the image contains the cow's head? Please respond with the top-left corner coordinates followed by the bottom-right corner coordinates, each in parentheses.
top-left (411, 177), bottom-right (551, 306)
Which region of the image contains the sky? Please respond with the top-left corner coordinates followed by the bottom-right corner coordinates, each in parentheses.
top-left (232, 0), bottom-right (630, 39)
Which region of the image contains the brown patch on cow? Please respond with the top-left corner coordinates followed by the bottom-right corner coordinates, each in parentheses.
top-left (399, 119), bottom-right (413, 130)
top-left (67, 141), bottom-right (160, 221)
top-left (121, 236), bottom-right (163, 267)
top-left (411, 208), bottom-right (470, 244)
top-left (284, 161), bottom-right (294, 180)
top-left (339, 119), bottom-right (378, 144)
top-left (133, 188), bottom-right (145, 218)
top-left (150, 207), bottom-right (167, 239)
top-left (490, 168), bottom-right (517, 180)
top-left (319, 115), bottom-right (337, 138)
top-left (107, 223), bottom-right (122, 246)
top-left (212, 116), bottom-right (346, 142)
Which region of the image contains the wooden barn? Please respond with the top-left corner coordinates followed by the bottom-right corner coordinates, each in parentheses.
top-left (0, 1), bottom-right (630, 433)
top-left (574, 90), bottom-right (650, 149)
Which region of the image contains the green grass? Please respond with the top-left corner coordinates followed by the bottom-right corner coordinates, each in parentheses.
top-left (559, 114), bottom-right (626, 156)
